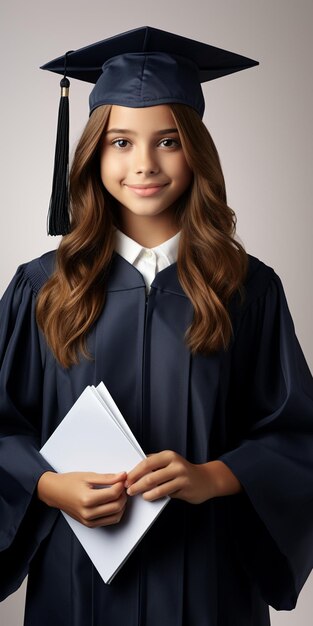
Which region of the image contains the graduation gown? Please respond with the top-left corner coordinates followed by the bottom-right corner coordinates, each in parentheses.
top-left (0, 250), bottom-right (313, 626)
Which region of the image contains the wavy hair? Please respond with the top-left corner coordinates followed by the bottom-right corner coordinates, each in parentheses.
top-left (36, 103), bottom-right (247, 367)
top-left (170, 104), bottom-right (247, 353)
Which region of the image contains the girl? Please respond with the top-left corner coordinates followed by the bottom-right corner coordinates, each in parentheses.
top-left (1, 26), bottom-right (313, 626)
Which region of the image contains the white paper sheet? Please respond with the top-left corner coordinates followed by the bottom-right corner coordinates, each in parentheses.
top-left (40, 384), bottom-right (168, 583)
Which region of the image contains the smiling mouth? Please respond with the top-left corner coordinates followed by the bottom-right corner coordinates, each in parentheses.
top-left (125, 184), bottom-right (168, 197)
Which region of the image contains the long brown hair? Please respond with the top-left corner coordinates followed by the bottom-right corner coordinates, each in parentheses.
top-left (170, 104), bottom-right (247, 353)
top-left (36, 103), bottom-right (247, 367)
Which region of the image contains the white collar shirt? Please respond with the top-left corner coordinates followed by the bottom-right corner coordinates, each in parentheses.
top-left (115, 229), bottom-right (180, 292)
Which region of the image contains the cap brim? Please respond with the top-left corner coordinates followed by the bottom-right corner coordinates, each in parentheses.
top-left (40, 25), bottom-right (259, 84)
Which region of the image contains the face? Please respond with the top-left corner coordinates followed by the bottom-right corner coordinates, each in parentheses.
top-left (100, 105), bottom-right (192, 229)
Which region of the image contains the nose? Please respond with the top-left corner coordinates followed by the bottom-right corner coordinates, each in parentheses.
top-left (133, 144), bottom-right (160, 175)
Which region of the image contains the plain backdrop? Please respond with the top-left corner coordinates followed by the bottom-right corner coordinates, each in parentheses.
top-left (0, 0), bottom-right (312, 624)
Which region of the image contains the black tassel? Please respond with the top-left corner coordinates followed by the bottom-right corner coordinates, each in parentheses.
top-left (47, 75), bottom-right (71, 236)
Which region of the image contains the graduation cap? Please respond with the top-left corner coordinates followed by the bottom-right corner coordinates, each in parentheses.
top-left (41, 26), bottom-right (259, 235)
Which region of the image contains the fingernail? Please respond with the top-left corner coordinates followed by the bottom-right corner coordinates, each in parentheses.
top-left (124, 481), bottom-right (129, 488)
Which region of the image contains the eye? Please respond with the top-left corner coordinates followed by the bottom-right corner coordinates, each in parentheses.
top-left (112, 139), bottom-right (130, 149)
top-left (158, 138), bottom-right (180, 149)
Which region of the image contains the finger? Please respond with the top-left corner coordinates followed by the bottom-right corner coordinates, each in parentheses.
top-left (84, 493), bottom-right (128, 522)
top-left (126, 467), bottom-right (177, 496)
top-left (87, 472), bottom-right (127, 487)
top-left (126, 451), bottom-right (174, 486)
top-left (82, 504), bottom-right (128, 528)
top-left (85, 480), bottom-right (127, 507)
top-left (141, 479), bottom-right (181, 501)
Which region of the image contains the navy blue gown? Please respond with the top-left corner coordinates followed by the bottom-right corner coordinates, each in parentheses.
top-left (0, 250), bottom-right (313, 626)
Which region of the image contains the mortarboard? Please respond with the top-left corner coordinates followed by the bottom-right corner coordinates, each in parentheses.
top-left (41, 26), bottom-right (259, 235)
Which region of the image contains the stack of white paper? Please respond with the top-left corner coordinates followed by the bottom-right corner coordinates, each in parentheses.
top-left (40, 383), bottom-right (168, 583)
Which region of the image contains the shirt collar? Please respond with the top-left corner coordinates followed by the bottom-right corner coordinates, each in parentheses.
top-left (115, 229), bottom-right (143, 265)
top-left (152, 231), bottom-right (180, 265)
top-left (115, 228), bottom-right (180, 265)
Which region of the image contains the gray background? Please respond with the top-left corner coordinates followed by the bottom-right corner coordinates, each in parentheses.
top-left (0, 0), bottom-right (312, 624)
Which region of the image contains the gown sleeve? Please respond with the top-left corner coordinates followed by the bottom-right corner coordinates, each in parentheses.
top-left (0, 264), bottom-right (58, 600)
top-left (219, 266), bottom-right (313, 610)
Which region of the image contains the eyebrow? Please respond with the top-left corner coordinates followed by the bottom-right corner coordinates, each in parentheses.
top-left (105, 127), bottom-right (179, 135)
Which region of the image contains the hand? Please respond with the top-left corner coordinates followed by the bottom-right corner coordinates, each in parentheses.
top-left (125, 451), bottom-right (242, 504)
top-left (37, 471), bottom-right (128, 527)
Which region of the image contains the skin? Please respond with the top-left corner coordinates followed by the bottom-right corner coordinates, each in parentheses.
top-left (37, 104), bottom-right (242, 525)
top-left (100, 104), bottom-right (193, 247)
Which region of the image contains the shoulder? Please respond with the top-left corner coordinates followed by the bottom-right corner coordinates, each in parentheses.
top-left (18, 250), bottom-right (56, 295)
top-left (1, 251), bottom-right (56, 305)
top-left (229, 253), bottom-right (285, 330)
top-left (242, 254), bottom-right (278, 308)
top-left (0, 251), bottom-right (57, 331)
top-left (245, 253), bottom-right (275, 289)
